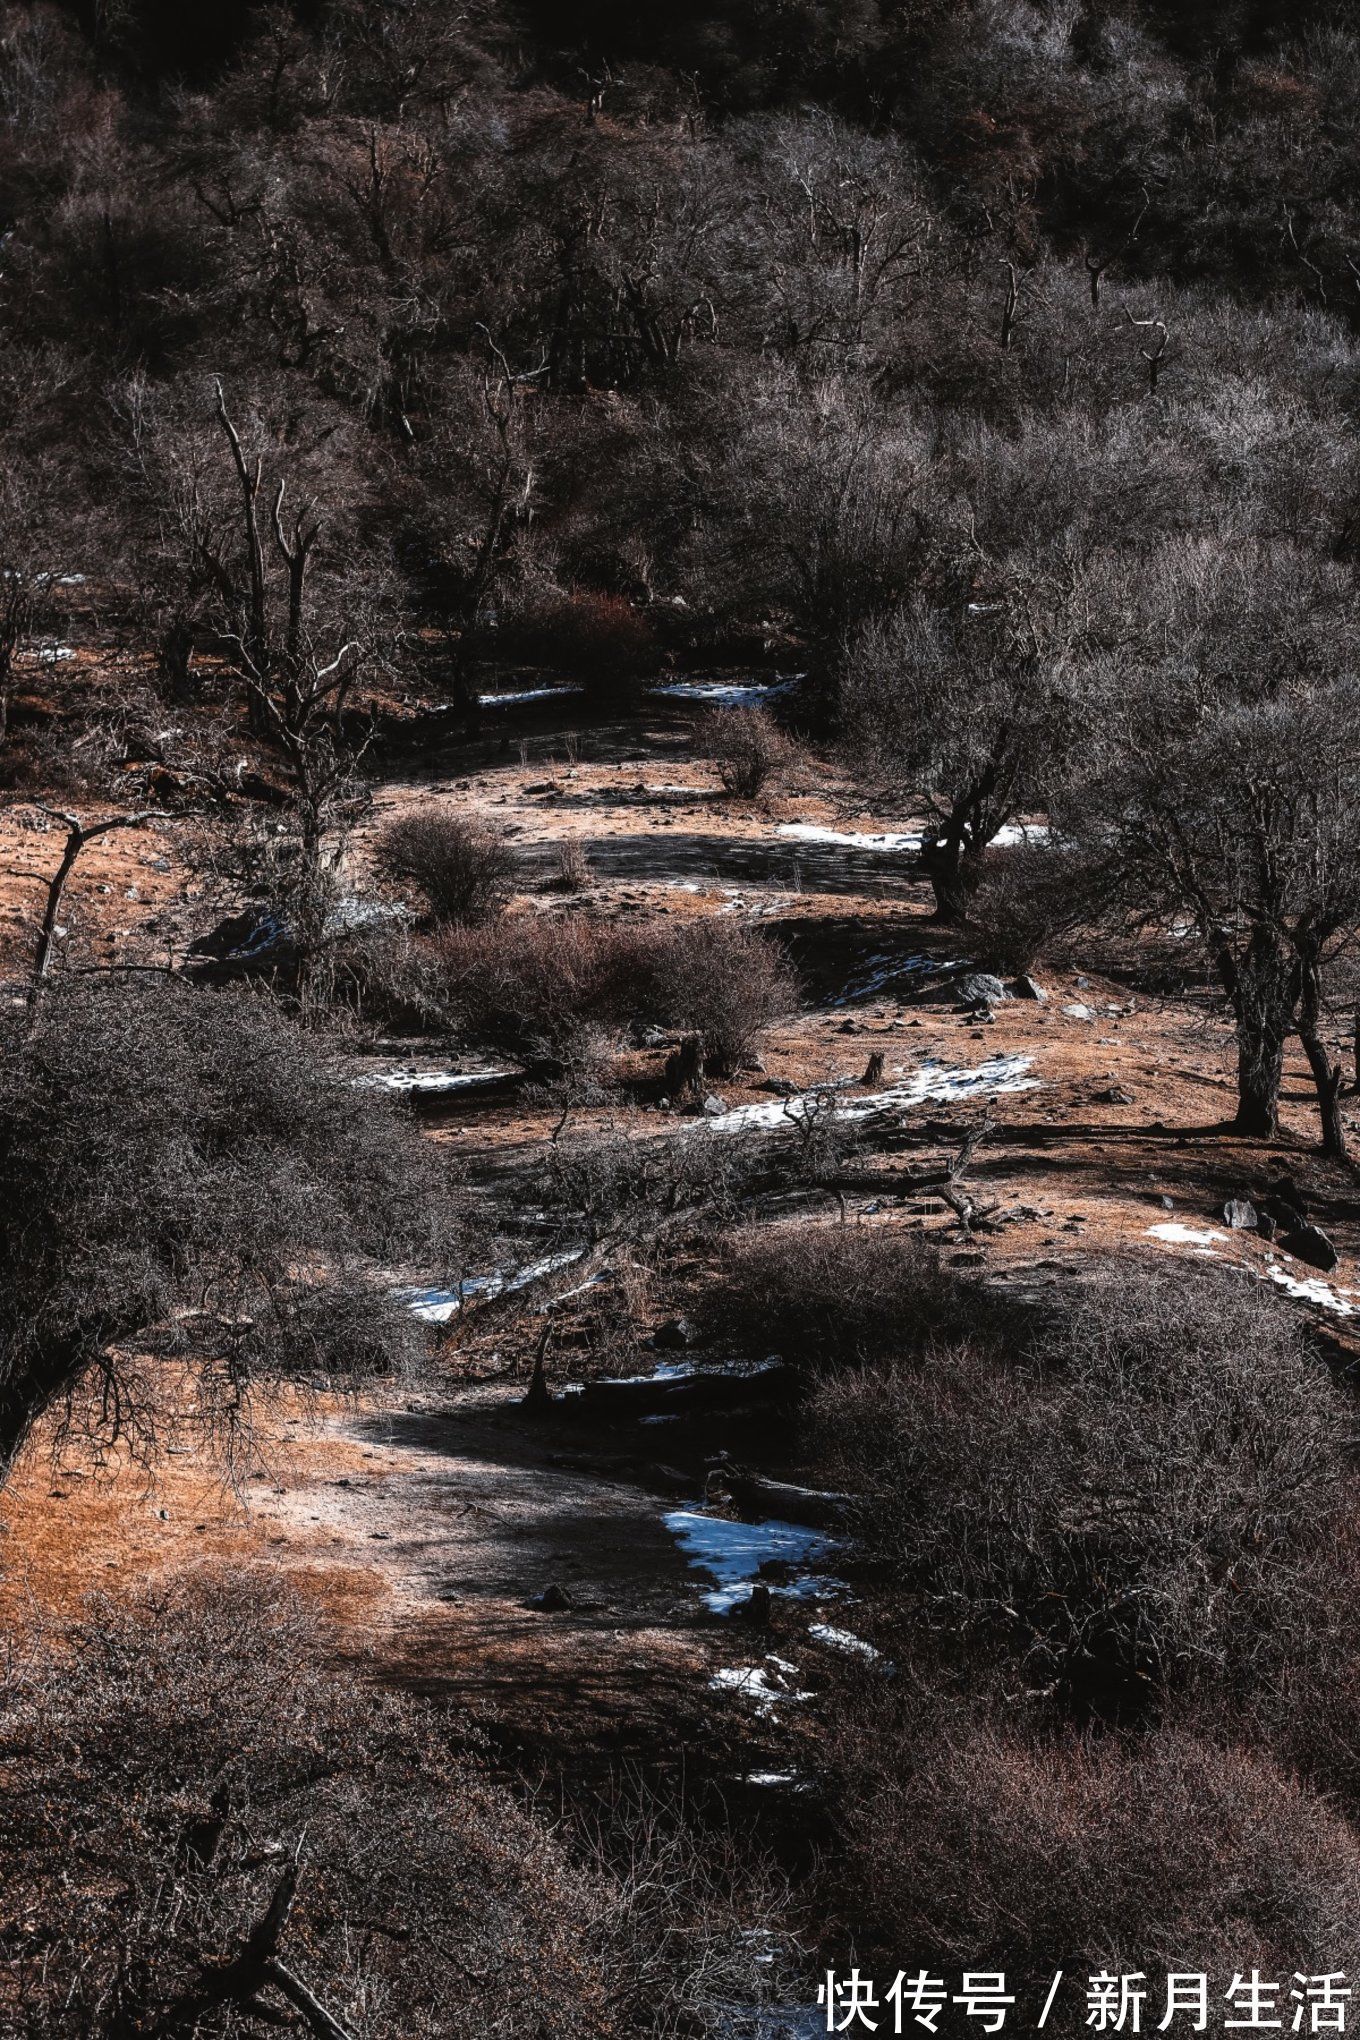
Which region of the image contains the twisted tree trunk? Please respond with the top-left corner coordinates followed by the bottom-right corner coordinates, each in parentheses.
top-left (1226, 933), bottom-right (1297, 1140)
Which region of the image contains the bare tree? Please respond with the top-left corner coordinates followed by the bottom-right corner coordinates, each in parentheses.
top-left (209, 382), bottom-right (376, 879)
top-left (843, 566), bottom-right (1086, 921)
top-left (24, 802), bottom-right (173, 997)
top-left (1071, 542), bottom-right (1360, 1150)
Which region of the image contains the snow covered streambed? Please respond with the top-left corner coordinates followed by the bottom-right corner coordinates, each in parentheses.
top-left (701, 1053), bottom-right (1038, 1135)
top-left (663, 1511), bottom-right (841, 1615)
top-left (402, 1249), bottom-right (587, 1323)
top-left (356, 1064), bottom-right (517, 1096)
top-left (650, 676), bottom-right (803, 708)
top-left (776, 821), bottom-right (1051, 856)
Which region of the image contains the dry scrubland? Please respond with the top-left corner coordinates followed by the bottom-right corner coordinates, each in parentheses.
top-left (3, 0), bottom-right (1360, 2034)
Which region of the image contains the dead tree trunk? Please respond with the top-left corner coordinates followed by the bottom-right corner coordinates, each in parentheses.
top-left (665, 1033), bottom-right (704, 1100)
top-left (29, 805), bottom-right (170, 1003)
top-left (1224, 933), bottom-right (1297, 1140)
top-left (152, 1863), bottom-right (357, 2040)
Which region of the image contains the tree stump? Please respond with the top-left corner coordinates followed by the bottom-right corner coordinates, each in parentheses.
top-left (664, 1032), bottom-right (704, 1099)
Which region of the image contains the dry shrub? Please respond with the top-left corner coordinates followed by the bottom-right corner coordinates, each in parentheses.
top-left (0, 1573), bottom-right (729, 2038)
top-left (314, 920), bottom-right (450, 1030)
top-left (704, 1223), bottom-right (992, 1368)
top-left (647, 919), bottom-right (796, 1075)
top-left (967, 840), bottom-right (1090, 973)
top-left (554, 836), bottom-right (592, 892)
top-left (431, 914), bottom-right (651, 1067)
top-left (827, 1695), bottom-right (1360, 2019)
top-left (695, 705), bottom-right (796, 797)
top-left (431, 914), bottom-right (793, 1077)
top-left (0, 976), bottom-right (449, 1474)
top-left (812, 1264), bottom-right (1350, 1712)
top-left (377, 810), bottom-right (514, 926)
top-left (539, 1117), bottom-right (747, 1244)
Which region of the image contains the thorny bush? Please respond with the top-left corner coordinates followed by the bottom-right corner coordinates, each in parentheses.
top-left (0, 1574), bottom-right (781, 2038)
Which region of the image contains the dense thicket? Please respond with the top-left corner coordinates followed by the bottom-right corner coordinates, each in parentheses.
top-left (0, 1573), bottom-right (773, 2036)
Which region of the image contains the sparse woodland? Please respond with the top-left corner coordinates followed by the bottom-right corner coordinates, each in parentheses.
top-left (3, 1), bottom-right (1360, 2034)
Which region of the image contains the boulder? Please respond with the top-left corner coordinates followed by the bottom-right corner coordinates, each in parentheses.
top-left (1011, 975), bottom-right (1048, 1001)
top-left (702, 1093), bottom-right (729, 1117)
top-left (956, 972), bottom-right (1009, 1008)
top-left (1260, 1190), bottom-right (1309, 1233)
top-left (653, 1317), bottom-right (697, 1351)
top-left (1283, 1223), bottom-right (1338, 1274)
top-left (1223, 1199), bottom-right (1259, 1231)
top-left (529, 1583), bottom-right (574, 1613)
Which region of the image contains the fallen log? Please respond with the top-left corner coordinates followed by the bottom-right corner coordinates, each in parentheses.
top-left (577, 1365), bottom-right (790, 1420)
top-left (709, 1462), bottom-right (854, 1531)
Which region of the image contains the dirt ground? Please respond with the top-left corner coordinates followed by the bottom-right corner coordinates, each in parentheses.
top-left (5, 684), bottom-right (1359, 1786)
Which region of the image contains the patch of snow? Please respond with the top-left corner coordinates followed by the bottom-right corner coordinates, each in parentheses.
top-left (327, 895), bottom-right (408, 933)
top-left (226, 912), bottom-right (286, 959)
top-left (830, 951), bottom-right (950, 1006)
top-left (37, 644), bottom-right (75, 663)
top-left (403, 1249), bottom-right (586, 1322)
top-left (745, 1771), bottom-right (799, 1787)
top-left (664, 1510), bottom-right (840, 1615)
top-left (991, 822), bottom-right (1054, 849)
top-left (603, 1356), bottom-right (781, 1386)
top-left (808, 1623), bottom-right (884, 1664)
top-left (651, 677), bottom-right (799, 707)
top-left (777, 822), bottom-right (922, 854)
top-left (479, 684), bottom-right (585, 708)
top-left (356, 1065), bottom-right (515, 1095)
top-left (1148, 1222), bottom-right (1228, 1250)
top-left (710, 1661), bottom-right (813, 1713)
top-left (701, 1054), bottom-right (1037, 1135)
top-left (1265, 1262), bottom-right (1358, 1316)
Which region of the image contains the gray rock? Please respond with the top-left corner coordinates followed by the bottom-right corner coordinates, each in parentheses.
top-left (529, 1583), bottom-right (574, 1614)
top-left (653, 1317), bottom-right (697, 1351)
top-left (702, 1093), bottom-right (729, 1116)
top-left (1283, 1223), bottom-right (1338, 1273)
top-left (762, 1077), bottom-right (799, 1097)
top-left (956, 972), bottom-right (1009, 1007)
top-left (630, 1020), bottom-right (671, 1049)
top-left (1223, 1199), bottom-right (1259, 1231)
top-left (1011, 974), bottom-right (1048, 1001)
